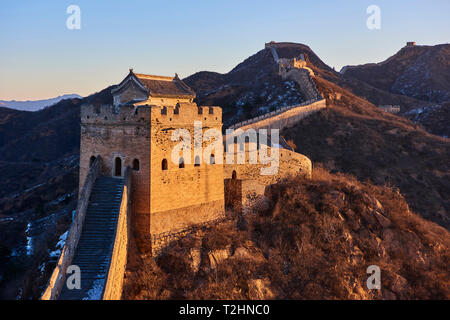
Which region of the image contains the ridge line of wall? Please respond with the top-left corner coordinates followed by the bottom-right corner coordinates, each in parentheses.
top-left (229, 98), bottom-right (326, 131)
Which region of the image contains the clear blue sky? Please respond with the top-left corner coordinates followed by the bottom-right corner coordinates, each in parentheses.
top-left (1, 0), bottom-right (449, 100)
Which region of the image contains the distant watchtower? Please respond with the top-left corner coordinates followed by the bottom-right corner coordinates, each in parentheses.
top-left (406, 41), bottom-right (416, 47)
top-left (80, 70), bottom-right (225, 252)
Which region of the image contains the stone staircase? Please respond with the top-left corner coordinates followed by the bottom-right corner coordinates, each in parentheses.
top-left (269, 46), bottom-right (279, 63)
top-left (58, 176), bottom-right (124, 300)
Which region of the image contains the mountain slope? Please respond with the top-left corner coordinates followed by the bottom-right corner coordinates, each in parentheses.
top-left (0, 42), bottom-right (449, 299)
top-left (341, 44), bottom-right (450, 103)
top-left (184, 43), bottom-right (330, 127)
top-left (284, 76), bottom-right (450, 228)
top-left (0, 87), bottom-right (114, 299)
top-left (187, 42), bottom-right (450, 228)
top-left (123, 169), bottom-right (450, 300)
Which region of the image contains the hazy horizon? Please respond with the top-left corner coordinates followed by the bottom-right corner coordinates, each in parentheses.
top-left (1, 0), bottom-right (449, 100)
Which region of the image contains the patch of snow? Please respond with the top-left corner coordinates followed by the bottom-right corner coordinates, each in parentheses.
top-left (23, 183), bottom-right (45, 195)
top-left (25, 223), bottom-right (33, 256)
top-left (16, 288), bottom-right (22, 300)
top-left (48, 193), bottom-right (74, 206)
top-left (271, 143), bottom-right (284, 149)
top-left (57, 231), bottom-right (68, 248)
top-left (83, 278), bottom-right (105, 300)
top-left (49, 230), bottom-right (68, 258)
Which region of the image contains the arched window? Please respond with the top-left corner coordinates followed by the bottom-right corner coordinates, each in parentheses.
top-left (232, 170), bottom-right (237, 179)
top-left (162, 159), bottom-right (168, 171)
top-left (132, 159), bottom-right (140, 171)
top-left (89, 156), bottom-right (96, 167)
top-left (210, 154), bottom-right (215, 165)
top-left (194, 155), bottom-right (200, 167)
top-left (179, 157), bottom-right (185, 169)
top-left (114, 157), bottom-right (122, 176)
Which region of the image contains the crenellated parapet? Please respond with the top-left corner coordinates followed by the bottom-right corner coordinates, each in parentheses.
top-left (150, 102), bottom-right (222, 126)
top-left (81, 104), bottom-right (151, 125)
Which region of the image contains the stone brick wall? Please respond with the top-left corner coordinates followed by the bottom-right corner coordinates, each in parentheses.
top-left (222, 141), bottom-right (311, 212)
top-left (139, 96), bottom-right (193, 107)
top-left (281, 68), bottom-right (321, 100)
top-left (379, 105), bottom-right (401, 114)
top-left (149, 103), bottom-right (225, 248)
top-left (224, 178), bottom-right (243, 212)
top-left (102, 168), bottom-right (131, 300)
top-left (229, 99), bottom-right (326, 132)
top-left (41, 157), bottom-right (101, 300)
top-left (225, 178), bottom-right (268, 213)
top-left (80, 104), bottom-right (151, 251)
top-left (223, 143), bottom-right (312, 185)
top-left (278, 57), bottom-right (307, 72)
top-left (81, 102), bottom-right (225, 253)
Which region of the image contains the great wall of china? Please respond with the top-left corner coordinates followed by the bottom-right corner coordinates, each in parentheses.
top-left (42, 42), bottom-right (327, 300)
top-left (230, 42), bottom-right (326, 132)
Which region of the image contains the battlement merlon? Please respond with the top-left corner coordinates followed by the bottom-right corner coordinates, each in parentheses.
top-left (81, 103), bottom-right (223, 125)
top-left (265, 41), bottom-right (277, 49)
top-left (81, 104), bottom-right (152, 124)
top-left (150, 103), bottom-right (222, 125)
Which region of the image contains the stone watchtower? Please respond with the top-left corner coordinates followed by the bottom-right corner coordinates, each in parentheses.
top-left (80, 70), bottom-right (225, 252)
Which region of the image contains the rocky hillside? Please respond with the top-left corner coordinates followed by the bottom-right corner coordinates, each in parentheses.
top-left (341, 44), bottom-right (450, 103)
top-left (0, 41), bottom-right (448, 299)
top-left (185, 43), bottom-right (450, 136)
top-left (186, 42), bottom-right (450, 229)
top-left (0, 87), bottom-right (113, 299)
top-left (283, 76), bottom-right (450, 229)
top-left (123, 168), bottom-right (450, 300)
top-left (184, 43), bottom-right (330, 127)
top-left (404, 102), bottom-right (450, 138)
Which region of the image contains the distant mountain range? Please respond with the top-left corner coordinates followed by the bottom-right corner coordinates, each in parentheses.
top-left (341, 44), bottom-right (450, 103)
top-left (0, 94), bottom-right (82, 112)
top-left (0, 42), bottom-right (449, 299)
top-left (185, 42), bottom-right (450, 227)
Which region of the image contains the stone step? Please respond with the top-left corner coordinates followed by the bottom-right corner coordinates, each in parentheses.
top-left (58, 175), bottom-right (124, 300)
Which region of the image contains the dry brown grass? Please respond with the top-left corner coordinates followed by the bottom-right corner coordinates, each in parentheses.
top-left (283, 77), bottom-right (450, 228)
top-left (123, 168), bottom-right (450, 300)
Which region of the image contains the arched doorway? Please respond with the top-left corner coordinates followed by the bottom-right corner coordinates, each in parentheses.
top-left (194, 155), bottom-right (200, 167)
top-left (89, 156), bottom-right (96, 167)
top-left (132, 159), bottom-right (140, 171)
top-left (114, 157), bottom-right (122, 176)
top-left (162, 159), bottom-right (168, 170)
